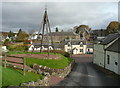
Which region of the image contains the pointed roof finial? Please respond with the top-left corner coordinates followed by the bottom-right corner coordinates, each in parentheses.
top-left (45, 0), bottom-right (47, 11)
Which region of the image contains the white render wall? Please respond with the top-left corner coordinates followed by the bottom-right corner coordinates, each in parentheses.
top-left (93, 44), bottom-right (105, 68)
top-left (64, 45), bottom-right (87, 54)
top-left (105, 51), bottom-right (120, 75)
top-left (87, 48), bottom-right (93, 53)
top-left (29, 45), bottom-right (53, 51)
top-left (2, 46), bottom-right (7, 51)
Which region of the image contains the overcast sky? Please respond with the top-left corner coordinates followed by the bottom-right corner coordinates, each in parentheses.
top-left (1, 1), bottom-right (119, 33)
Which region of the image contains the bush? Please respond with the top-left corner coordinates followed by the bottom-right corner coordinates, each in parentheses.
top-left (7, 44), bottom-right (16, 51)
top-left (43, 50), bottom-right (70, 57)
top-left (8, 44), bottom-right (28, 51)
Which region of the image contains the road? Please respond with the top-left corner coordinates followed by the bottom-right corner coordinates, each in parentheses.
top-left (55, 54), bottom-right (120, 87)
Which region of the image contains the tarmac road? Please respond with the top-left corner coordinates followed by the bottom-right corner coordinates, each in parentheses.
top-left (55, 54), bottom-right (120, 87)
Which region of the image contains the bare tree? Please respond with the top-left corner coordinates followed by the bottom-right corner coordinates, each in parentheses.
top-left (73, 25), bottom-right (91, 40)
top-left (29, 29), bottom-right (35, 40)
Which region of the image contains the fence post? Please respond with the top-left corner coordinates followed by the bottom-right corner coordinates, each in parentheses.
top-left (4, 53), bottom-right (7, 68)
top-left (23, 57), bottom-right (26, 75)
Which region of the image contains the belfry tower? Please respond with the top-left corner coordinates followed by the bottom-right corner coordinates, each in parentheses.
top-left (37, 7), bottom-right (55, 56)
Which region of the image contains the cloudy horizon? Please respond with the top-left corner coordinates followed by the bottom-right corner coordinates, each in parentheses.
top-left (1, 2), bottom-right (118, 33)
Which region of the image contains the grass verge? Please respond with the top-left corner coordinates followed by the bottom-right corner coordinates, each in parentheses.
top-left (2, 66), bottom-right (42, 87)
top-left (8, 51), bottom-right (73, 69)
top-left (26, 56), bottom-right (73, 69)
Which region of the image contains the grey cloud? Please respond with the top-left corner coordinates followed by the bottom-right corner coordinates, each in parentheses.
top-left (2, 2), bottom-right (118, 32)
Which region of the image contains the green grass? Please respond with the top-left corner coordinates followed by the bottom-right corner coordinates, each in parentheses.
top-left (8, 51), bottom-right (48, 55)
top-left (2, 51), bottom-right (73, 87)
top-left (0, 66), bottom-right (2, 88)
top-left (8, 51), bottom-right (73, 69)
top-left (2, 66), bottom-right (42, 87)
top-left (26, 56), bottom-right (73, 69)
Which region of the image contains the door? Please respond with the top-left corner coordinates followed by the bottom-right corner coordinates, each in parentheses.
top-left (73, 49), bottom-right (77, 54)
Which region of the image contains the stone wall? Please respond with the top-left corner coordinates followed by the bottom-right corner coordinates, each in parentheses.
top-left (33, 60), bottom-right (75, 78)
top-left (21, 75), bottom-right (50, 86)
top-left (20, 60), bottom-right (75, 86)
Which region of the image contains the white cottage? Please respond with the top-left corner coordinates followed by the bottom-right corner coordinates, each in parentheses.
top-left (105, 38), bottom-right (120, 75)
top-left (29, 42), bottom-right (62, 51)
top-left (64, 40), bottom-right (87, 54)
top-left (64, 40), bottom-right (93, 54)
top-left (93, 33), bottom-right (120, 75)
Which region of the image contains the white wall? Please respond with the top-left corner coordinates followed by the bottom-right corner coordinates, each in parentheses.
top-left (29, 45), bottom-right (61, 51)
top-left (2, 46), bottom-right (7, 50)
top-left (93, 44), bottom-right (105, 68)
top-left (87, 48), bottom-right (93, 53)
top-left (64, 45), bottom-right (87, 54)
top-left (105, 51), bottom-right (120, 75)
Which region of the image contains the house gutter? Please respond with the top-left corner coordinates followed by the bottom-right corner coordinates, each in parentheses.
top-left (103, 45), bottom-right (106, 68)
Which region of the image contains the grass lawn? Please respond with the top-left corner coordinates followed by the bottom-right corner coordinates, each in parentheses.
top-left (0, 66), bottom-right (2, 88)
top-left (8, 51), bottom-right (73, 69)
top-left (26, 56), bottom-right (72, 69)
top-left (2, 66), bottom-right (42, 87)
top-left (8, 51), bottom-right (53, 55)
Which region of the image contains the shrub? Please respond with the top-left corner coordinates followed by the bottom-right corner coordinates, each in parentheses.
top-left (7, 44), bottom-right (16, 51)
top-left (8, 44), bottom-right (29, 51)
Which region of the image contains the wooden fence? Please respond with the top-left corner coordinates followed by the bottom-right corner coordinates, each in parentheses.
top-left (2, 53), bottom-right (26, 75)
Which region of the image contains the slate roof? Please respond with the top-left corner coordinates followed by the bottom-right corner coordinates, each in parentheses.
top-left (100, 33), bottom-right (120, 45)
top-left (106, 38), bottom-right (120, 53)
top-left (87, 44), bottom-right (93, 48)
top-left (45, 32), bottom-right (76, 36)
top-left (64, 40), bottom-right (86, 45)
top-left (91, 29), bottom-right (107, 37)
top-left (33, 43), bottom-right (63, 48)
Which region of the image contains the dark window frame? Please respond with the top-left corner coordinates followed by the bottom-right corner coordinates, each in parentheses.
top-left (107, 55), bottom-right (110, 64)
top-left (80, 49), bottom-right (83, 52)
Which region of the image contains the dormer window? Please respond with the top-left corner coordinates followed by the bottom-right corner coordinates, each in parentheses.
top-left (68, 42), bottom-right (71, 47)
top-left (80, 42), bottom-right (83, 47)
top-left (80, 44), bottom-right (83, 47)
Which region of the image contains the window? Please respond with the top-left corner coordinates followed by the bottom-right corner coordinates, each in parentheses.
top-left (67, 49), bottom-right (71, 52)
top-left (80, 42), bottom-right (83, 47)
top-left (80, 49), bottom-right (83, 52)
top-left (68, 42), bottom-right (71, 47)
top-left (107, 55), bottom-right (110, 64)
top-left (80, 44), bottom-right (83, 47)
top-left (115, 62), bottom-right (118, 65)
top-left (88, 49), bottom-right (90, 52)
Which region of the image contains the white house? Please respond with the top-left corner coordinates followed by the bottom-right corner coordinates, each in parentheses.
top-left (87, 44), bottom-right (93, 54)
top-left (28, 39), bottom-right (93, 55)
top-left (29, 32), bottom-right (42, 40)
top-left (93, 33), bottom-right (120, 75)
top-left (64, 40), bottom-right (93, 54)
top-left (29, 43), bottom-right (53, 51)
top-left (93, 44), bottom-right (105, 67)
top-left (105, 38), bottom-right (120, 75)
top-left (64, 40), bottom-right (87, 54)
top-left (28, 42), bottom-right (62, 51)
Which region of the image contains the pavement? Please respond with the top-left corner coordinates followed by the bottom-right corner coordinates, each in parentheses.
top-left (54, 54), bottom-right (120, 87)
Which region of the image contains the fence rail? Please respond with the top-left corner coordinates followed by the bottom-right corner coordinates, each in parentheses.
top-left (2, 54), bottom-right (26, 75)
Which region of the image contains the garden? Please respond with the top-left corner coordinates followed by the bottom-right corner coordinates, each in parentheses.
top-left (1, 50), bottom-right (73, 87)
top-left (1, 30), bottom-right (73, 87)
top-left (8, 51), bottom-right (73, 69)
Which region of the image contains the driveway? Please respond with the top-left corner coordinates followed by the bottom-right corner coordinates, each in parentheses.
top-left (55, 54), bottom-right (120, 86)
